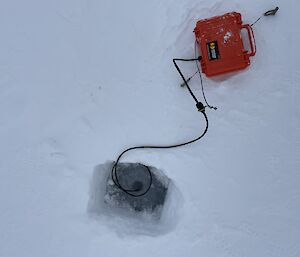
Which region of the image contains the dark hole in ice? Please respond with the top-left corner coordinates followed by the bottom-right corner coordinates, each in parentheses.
top-left (88, 161), bottom-right (183, 236)
top-left (132, 181), bottom-right (143, 191)
top-left (105, 162), bottom-right (169, 213)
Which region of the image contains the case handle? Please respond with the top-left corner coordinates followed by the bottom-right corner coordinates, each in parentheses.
top-left (241, 24), bottom-right (256, 57)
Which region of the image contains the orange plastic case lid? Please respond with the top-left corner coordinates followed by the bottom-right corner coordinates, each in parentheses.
top-left (194, 12), bottom-right (256, 77)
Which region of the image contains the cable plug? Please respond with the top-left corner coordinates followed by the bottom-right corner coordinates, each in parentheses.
top-left (196, 102), bottom-right (205, 112)
top-left (264, 7), bottom-right (279, 16)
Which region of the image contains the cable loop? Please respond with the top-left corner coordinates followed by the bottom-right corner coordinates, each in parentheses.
top-left (111, 112), bottom-right (209, 197)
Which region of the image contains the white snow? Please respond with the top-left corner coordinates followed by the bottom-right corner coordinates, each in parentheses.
top-left (224, 31), bottom-right (232, 43)
top-left (0, 0), bottom-right (300, 257)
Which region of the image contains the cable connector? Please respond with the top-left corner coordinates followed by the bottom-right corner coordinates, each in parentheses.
top-left (196, 102), bottom-right (205, 112)
top-left (251, 6), bottom-right (279, 27)
top-left (264, 7), bottom-right (279, 16)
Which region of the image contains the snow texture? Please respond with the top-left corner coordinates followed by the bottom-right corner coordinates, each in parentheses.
top-left (0, 0), bottom-right (300, 257)
top-left (224, 31), bottom-right (232, 43)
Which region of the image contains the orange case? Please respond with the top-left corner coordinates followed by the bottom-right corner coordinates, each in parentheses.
top-left (194, 12), bottom-right (256, 77)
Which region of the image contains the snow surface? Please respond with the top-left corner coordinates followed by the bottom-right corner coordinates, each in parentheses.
top-left (223, 31), bottom-right (232, 43)
top-left (0, 0), bottom-right (300, 256)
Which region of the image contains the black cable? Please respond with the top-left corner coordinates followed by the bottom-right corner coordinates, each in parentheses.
top-left (194, 40), bottom-right (217, 110)
top-left (112, 162), bottom-right (152, 197)
top-left (173, 57), bottom-right (201, 105)
top-left (112, 57), bottom-right (210, 197)
top-left (112, 110), bottom-right (208, 197)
